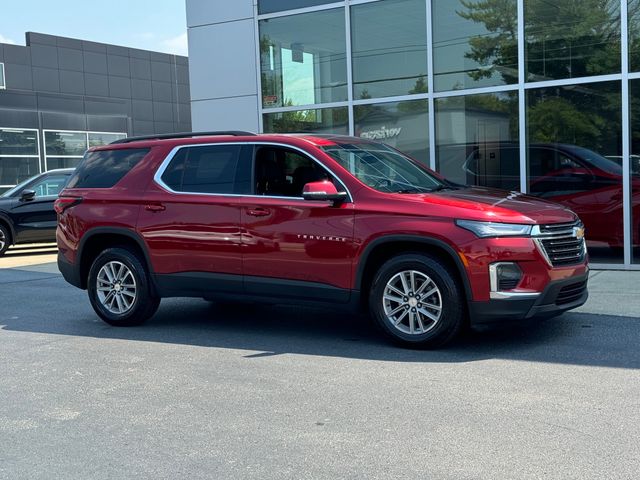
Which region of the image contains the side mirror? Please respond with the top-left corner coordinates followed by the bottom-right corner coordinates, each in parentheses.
top-left (302, 181), bottom-right (347, 203)
top-left (20, 189), bottom-right (36, 202)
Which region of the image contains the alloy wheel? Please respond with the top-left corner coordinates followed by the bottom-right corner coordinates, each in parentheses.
top-left (382, 270), bottom-right (442, 335)
top-left (96, 261), bottom-right (137, 315)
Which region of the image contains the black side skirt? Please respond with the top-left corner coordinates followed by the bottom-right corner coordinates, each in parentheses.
top-left (154, 272), bottom-right (353, 305)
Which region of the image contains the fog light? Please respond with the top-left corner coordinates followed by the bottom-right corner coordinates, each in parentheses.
top-left (489, 262), bottom-right (523, 292)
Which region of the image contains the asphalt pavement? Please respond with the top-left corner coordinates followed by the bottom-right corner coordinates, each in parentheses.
top-left (1, 248), bottom-right (639, 479)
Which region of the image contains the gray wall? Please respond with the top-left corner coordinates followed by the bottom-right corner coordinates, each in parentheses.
top-left (187, 0), bottom-right (260, 132)
top-left (0, 32), bottom-right (191, 136)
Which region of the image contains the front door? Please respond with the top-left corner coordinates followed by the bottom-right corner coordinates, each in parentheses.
top-left (12, 172), bottom-right (72, 243)
top-left (241, 145), bottom-right (356, 303)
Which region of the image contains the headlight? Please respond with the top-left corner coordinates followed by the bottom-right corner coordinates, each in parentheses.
top-left (455, 219), bottom-right (533, 238)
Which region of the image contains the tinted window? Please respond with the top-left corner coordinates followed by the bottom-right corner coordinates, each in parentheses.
top-left (30, 174), bottom-right (71, 197)
top-left (254, 146), bottom-right (332, 197)
top-left (66, 148), bottom-right (149, 189)
top-left (161, 145), bottom-right (244, 194)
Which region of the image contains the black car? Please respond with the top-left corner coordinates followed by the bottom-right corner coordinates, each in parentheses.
top-left (0, 169), bottom-right (74, 256)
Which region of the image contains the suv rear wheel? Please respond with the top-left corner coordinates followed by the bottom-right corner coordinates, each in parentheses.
top-left (369, 253), bottom-right (464, 348)
top-left (88, 247), bottom-right (160, 326)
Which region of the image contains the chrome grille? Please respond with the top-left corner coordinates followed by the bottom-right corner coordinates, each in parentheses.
top-left (533, 221), bottom-right (586, 267)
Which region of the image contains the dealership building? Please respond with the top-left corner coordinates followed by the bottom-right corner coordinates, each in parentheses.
top-left (186, 0), bottom-right (640, 268)
top-left (0, 32), bottom-right (190, 191)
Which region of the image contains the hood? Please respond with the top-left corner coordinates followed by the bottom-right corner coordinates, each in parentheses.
top-left (409, 187), bottom-right (578, 224)
top-left (0, 196), bottom-right (15, 212)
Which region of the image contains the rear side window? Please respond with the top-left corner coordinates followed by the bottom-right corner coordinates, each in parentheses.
top-left (66, 148), bottom-right (149, 188)
top-left (161, 144), bottom-right (247, 194)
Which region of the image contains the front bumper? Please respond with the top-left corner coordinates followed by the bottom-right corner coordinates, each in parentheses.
top-left (469, 272), bottom-right (588, 325)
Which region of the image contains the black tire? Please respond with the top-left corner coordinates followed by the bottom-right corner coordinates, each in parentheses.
top-left (0, 223), bottom-right (10, 256)
top-left (87, 247), bottom-right (160, 326)
top-left (368, 253), bottom-right (465, 348)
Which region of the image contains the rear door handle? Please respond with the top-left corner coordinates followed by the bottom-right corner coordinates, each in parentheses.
top-left (247, 207), bottom-right (270, 217)
top-left (145, 204), bottom-right (166, 212)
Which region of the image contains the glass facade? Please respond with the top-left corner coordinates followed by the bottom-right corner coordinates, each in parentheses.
top-left (351, 0), bottom-right (428, 99)
top-left (436, 92), bottom-right (519, 189)
top-left (0, 128), bottom-right (125, 191)
top-left (259, 8), bottom-right (347, 108)
top-left (432, 0), bottom-right (517, 91)
top-left (0, 128), bottom-right (40, 187)
top-left (355, 99), bottom-right (429, 164)
top-left (257, 0), bottom-right (640, 266)
top-left (44, 130), bottom-right (126, 170)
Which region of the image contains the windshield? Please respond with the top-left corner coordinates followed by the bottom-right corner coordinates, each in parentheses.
top-left (321, 142), bottom-right (447, 193)
top-left (569, 146), bottom-right (623, 176)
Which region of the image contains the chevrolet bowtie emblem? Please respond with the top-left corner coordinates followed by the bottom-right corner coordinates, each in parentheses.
top-left (573, 226), bottom-right (585, 240)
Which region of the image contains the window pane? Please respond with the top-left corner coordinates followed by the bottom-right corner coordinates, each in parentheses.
top-left (0, 128), bottom-right (38, 156)
top-left (432, 0), bottom-right (517, 91)
top-left (45, 131), bottom-right (88, 156)
top-left (254, 146), bottom-right (332, 197)
top-left (258, 0), bottom-right (338, 15)
top-left (354, 99), bottom-right (429, 165)
top-left (435, 92), bottom-right (519, 189)
top-left (163, 145), bottom-right (242, 194)
top-left (525, 0), bottom-right (620, 81)
top-left (526, 81), bottom-right (622, 263)
top-left (46, 157), bottom-right (83, 170)
top-left (628, 79), bottom-right (640, 262)
top-left (30, 175), bottom-right (71, 197)
top-left (0, 63), bottom-right (5, 89)
top-left (0, 157), bottom-right (40, 185)
top-left (263, 107), bottom-right (349, 134)
top-left (67, 149), bottom-right (149, 189)
top-left (630, 0), bottom-right (640, 72)
top-left (351, 0), bottom-right (427, 99)
top-left (88, 132), bottom-right (127, 147)
top-left (259, 9), bottom-right (347, 107)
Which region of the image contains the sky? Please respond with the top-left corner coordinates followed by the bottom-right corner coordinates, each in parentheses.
top-left (0, 0), bottom-right (188, 55)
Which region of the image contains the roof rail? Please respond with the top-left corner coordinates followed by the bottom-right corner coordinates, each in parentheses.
top-left (110, 131), bottom-right (257, 145)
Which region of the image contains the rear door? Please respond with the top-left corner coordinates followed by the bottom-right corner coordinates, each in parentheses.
top-left (240, 144), bottom-right (356, 302)
top-left (11, 172), bottom-right (72, 243)
top-left (138, 143), bottom-right (252, 295)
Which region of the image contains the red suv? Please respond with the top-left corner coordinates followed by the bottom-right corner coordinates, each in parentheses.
top-left (56, 132), bottom-right (589, 347)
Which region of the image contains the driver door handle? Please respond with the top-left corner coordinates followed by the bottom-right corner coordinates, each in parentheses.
top-left (247, 207), bottom-right (270, 217)
top-left (145, 204), bottom-right (166, 212)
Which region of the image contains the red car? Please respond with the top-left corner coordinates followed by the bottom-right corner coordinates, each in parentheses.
top-left (56, 132), bottom-right (588, 348)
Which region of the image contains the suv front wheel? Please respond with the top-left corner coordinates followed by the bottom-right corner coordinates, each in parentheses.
top-left (369, 253), bottom-right (464, 348)
top-left (88, 247), bottom-right (160, 326)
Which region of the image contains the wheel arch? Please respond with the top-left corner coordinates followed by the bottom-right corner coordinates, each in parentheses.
top-left (77, 227), bottom-right (155, 291)
top-left (355, 235), bottom-right (472, 308)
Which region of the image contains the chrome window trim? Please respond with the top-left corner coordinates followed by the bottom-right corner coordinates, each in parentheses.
top-left (153, 141), bottom-right (354, 203)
